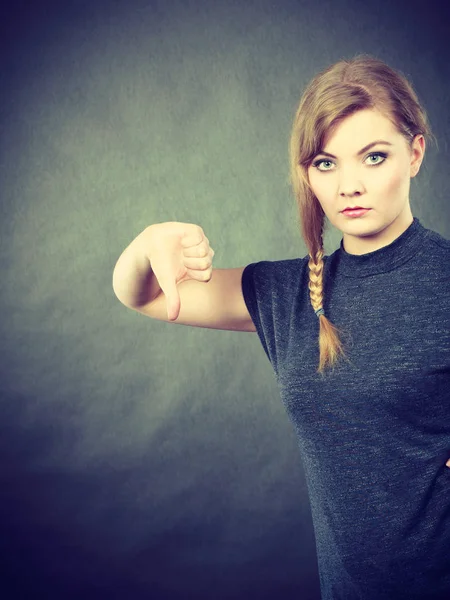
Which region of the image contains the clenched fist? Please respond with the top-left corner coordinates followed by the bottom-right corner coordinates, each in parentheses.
top-left (141, 222), bottom-right (215, 321)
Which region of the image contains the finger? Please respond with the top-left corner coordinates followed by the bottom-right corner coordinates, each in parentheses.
top-left (183, 243), bottom-right (209, 258)
top-left (166, 290), bottom-right (181, 321)
top-left (181, 232), bottom-right (203, 248)
top-left (157, 275), bottom-right (181, 321)
top-left (185, 267), bottom-right (212, 282)
top-left (183, 256), bottom-right (212, 271)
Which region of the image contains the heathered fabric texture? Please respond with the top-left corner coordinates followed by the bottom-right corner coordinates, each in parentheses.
top-left (241, 217), bottom-right (450, 599)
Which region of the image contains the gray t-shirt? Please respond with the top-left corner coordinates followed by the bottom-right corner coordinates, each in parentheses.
top-left (241, 217), bottom-right (450, 599)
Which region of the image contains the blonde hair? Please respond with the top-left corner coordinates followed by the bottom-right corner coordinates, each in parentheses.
top-left (289, 53), bottom-right (438, 375)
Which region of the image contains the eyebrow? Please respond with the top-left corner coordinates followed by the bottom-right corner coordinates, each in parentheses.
top-left (317, 140), bottom-right (393, 159)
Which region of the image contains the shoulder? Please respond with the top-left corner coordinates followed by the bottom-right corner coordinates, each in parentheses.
top-left (243, 255), bottom-right (318, 290)
top-left (416, 225), bottom-right (450, 292)
top-left (425, 228), bottom-right (450, 251)
top-left (421, 225), bottom-right (450, 272)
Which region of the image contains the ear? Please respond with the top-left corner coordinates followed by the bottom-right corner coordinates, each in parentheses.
top-left (410, 135), bottom-right (425, 178)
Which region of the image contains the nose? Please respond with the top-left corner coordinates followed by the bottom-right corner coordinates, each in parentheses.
top-left (340, 187), bottom-right (363, 199)
top-left (339, 176), bottom-right (364, 197)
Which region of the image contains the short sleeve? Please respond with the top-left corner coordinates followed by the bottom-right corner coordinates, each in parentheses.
top-left (242, 262), bottom-right (269, 357)
top-left (241, 261), bottom-right (280, 373)
top-left (241, 257), bottom-right (313, 377)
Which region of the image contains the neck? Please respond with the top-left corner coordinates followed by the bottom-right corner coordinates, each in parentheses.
top-left (342, 209), bottom-right (414, 256)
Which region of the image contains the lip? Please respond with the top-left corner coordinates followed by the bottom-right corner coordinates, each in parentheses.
top-left (341, 206), bottom-right (369, 212)
top-left (341, 208), bottom-right (371, 217)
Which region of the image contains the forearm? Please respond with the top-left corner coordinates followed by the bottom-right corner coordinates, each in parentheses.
top-left (112, 229), bottom-right (162, 307)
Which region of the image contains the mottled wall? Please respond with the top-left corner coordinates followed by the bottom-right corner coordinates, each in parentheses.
top-left (0, 0), bottom-right (448, 598)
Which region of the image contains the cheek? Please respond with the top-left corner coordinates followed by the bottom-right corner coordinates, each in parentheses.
top-left (377, 166), bottom-right (406, 196)
top-left (307, 170), bottom-right (328, 198)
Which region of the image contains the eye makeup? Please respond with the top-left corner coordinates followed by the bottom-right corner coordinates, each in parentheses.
top-left (312, 151), bottom-right (388, 172)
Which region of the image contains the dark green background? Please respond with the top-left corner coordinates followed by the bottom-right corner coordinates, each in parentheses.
top-left (0, 0), bottom-right (448, 598)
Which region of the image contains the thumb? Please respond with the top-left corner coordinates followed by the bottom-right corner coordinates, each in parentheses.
top-left (160, 280), bottom-right (181, 321)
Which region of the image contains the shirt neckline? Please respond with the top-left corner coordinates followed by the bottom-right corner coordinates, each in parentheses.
top-left (332, 217), bottom-right (429, 278)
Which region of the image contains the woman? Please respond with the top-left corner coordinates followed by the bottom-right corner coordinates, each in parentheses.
top-left (113, 54), bottom-right (450, 599)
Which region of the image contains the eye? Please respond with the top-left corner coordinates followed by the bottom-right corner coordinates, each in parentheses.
top-left (366, 152), bottom-right (387, 165)
top-left (312, 152), bottom-right (388, 172)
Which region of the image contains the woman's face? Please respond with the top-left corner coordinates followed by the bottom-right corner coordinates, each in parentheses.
top-left (306, 108), bottom-right (425, 255)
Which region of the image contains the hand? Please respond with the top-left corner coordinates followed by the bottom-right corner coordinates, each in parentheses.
top-left (143, 222), bottom-right (215, 321)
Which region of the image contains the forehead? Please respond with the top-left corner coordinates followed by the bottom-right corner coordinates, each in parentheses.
top-left (324, 109), bottom-right (398, 149)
